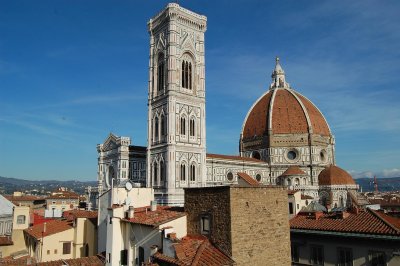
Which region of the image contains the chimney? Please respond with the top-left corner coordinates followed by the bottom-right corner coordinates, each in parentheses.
top-left (150, 200), bottom-right (157, 211)
top-left (128, 206), bottom-right (134, 219)
top-left (43, 222), bottom-right (47, 233)
top-left (312, 211), bottom-right (323, 220)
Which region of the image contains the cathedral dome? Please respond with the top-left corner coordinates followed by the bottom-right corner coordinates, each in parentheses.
top-left (240, 58), bottom-right (332, 153)
top-left (318, 165), bottom-right (355, 186)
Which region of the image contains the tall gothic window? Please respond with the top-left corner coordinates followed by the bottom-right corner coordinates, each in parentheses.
top-left (180, 164), bottom-right (186, 181)
top-left (154, 117), bottom-right (159, 139)
top-left (180, 117), bottom-right (186, 135)
top-left (189, 118), bottom-right (195, 137)
top-left (160, 161), bottom-right (165, 182)
top-left (181, 60), bottom-right (192, 89)
top-left (158, 53), bottom-right (165, 91)
top-left (190, 164), bottom-right (196, 182)
top-left (161, 114), bottom-right (166, 136)
top-left (153, 163), bottom-right (158, 185)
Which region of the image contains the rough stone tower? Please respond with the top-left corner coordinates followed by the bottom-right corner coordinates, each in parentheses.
top-left (147, 3), bottom-right (207, 205)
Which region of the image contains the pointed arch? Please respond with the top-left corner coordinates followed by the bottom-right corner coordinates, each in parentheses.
top-left (157, 53), bottom-right (165, 91)
top-left (180, 162), bottom-right (186, 181)
top-left (190, 163), bottom-right (196, 182)
top-left (189, 116), bottom-right (196, 137)
top-left (154, 116), bottom-right (159, 139)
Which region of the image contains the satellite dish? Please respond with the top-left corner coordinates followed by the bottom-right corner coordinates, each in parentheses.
top-left (125, 181), bottom-right (133, 191)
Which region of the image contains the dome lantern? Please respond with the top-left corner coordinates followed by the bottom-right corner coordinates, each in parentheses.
top-left (270, 57), bottom-right (290, 89)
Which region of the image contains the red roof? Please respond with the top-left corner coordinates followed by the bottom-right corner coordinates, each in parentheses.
top-left (32, 213), bottom-right (54, 226)
top-left (242, 88), bottom-right (331, 140)
top-left (24, 220), bottom-right (73, 240)
top-left (0, 236), bottom-right (13, 246)
top-left (318, 165), bottom-right (355, 186)
top-left (153, 235), bottom-right (235, 266)
top-left (5, 195), bottom-right (44, 202)
top-left (63, 210), bottom-right (98, 220)
top-left (281, 166), bottom-right (306, 176)
top-left (36, 255), bottom-right (105, 266)
top-left (46, 191), bottom-right (79, 200)
top-left (237, 172), bottom-right (260, 186)
top-left (206, 153), bottom-right (264, 163)
top-left (0, 257), bottom-right (36, 265)
top-left (290, 208), bottom-right (400, 236)
top-left (122, 206), bottom-right (186, 227)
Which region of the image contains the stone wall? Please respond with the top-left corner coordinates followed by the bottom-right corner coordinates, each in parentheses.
top-left (230, 187), bottom-right (291, 266)
top-left (185, 186), bottom-right (232, 255)
top-left (185, 186), bottom-right (291, 266)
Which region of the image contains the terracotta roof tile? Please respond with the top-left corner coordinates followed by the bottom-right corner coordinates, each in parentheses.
top-left (318, 165), bottom-right (356, 186)
top-left (24, 220), bottom-right (73, 240)
top-left (154, 235), bottom-right (235, 266)
top-left (0, 257), bottom-right (36, 265)
top-left (295, 92), bottom-right (330, 136)
top-left (281, 166), bottom-right (307, 176)
top-left (206, 153), bottom-right (264, 163)
top-left (36, 255), bottom-right (105, 265)
top-left (5, 195), bottom-right (45, 202)
top-left (242, 90), bottom-right (273, 139)
top-left (0, 236), bottom-right (13, 246)
top-left (290, 208), bottom-right (400, 236)
top-left (63, 210), bottom-right (98, 220)
top-left (122, 206), bottom-right (186, 227)
top-left (301, 194), bottom-right (314, 200)
top-left (237, 172), bottom-right (259, 186)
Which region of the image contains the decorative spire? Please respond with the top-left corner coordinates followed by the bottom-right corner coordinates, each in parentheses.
top-left (270, 57), bottom-right (289, 89)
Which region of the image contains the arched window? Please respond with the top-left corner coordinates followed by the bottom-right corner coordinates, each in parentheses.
top-left (160, 161), bottom-right (165, 182)
top-left (182, 61), bottom-right (185, 88)
top-left (158, 53), bottom-right (164, 91)
top-left (181, 59), bottom-right (192, 89)
top-left (180, 164), bottom-right (186, 181)
top-left (188, 62), bottom-right (192, 90)
top-left (154, 117), bottom-right (159, 139)
top-left (189, 118), bottom-right (195, 137)
top-left (153, 163), bottom-right (158, 185)
top-left (160, 114), bottom-right (166, 136)
top-left (255, 174), bottom-right (262, 182)
top-left (180, 117), bottom-right (186, 135)
top-left (190, 164), bottom-right (196, 181)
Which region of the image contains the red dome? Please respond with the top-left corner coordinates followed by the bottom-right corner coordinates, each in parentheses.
top-left (318, 165), bottom-right (356, 186)
top-left (241, 88), bottom-right (331, 139)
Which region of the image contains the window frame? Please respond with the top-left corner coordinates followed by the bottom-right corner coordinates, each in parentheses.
top-left (310, 245), bottom-right (324, 266)
top-left (200, 214), bottom-right (211, 235)
top-left (337, 247), bottom-right (353, 266)
top-left (62, 242), bottom-right (71, 255)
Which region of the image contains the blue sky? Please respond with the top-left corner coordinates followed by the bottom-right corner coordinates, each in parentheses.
top-left (1, 0), bottom-right (399, 181)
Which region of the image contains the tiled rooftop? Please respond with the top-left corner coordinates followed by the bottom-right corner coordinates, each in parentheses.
top-left (290, 208), bottom-right (400, 236)
top-left (24, 220), bottom-right (73, 240)
top-left (122, 206), bottom-right (186, 227)
top-left (5, 195), bottom-right (44, 202)
top-left (153, 235), bottom-right (235, 266)
top-left (36, 255), bottom-right (105, 266)
top-left (318, 165), bottom-right (356, 186)
top-left (206, 153), bottom-right (264, 163)
top-left (237, 172), bottom-right (259, 186)
top-left (63, 210), bottom-right (98, 220)
top-left (281, 166), bottom-right (306, 176)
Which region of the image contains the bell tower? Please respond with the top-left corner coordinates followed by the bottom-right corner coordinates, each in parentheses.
top-left (147, 3), bottom-right (207, 205)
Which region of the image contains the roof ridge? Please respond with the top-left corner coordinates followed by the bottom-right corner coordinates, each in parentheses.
top-left (368, 208), bottom-right (400, 233)
top-left (191, 239), bottom-right (208, 266)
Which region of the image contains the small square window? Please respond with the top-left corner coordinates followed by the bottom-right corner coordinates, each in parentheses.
top-left (54, 249), bottom-right (57, 254)
top-left (47, 250), bottom-right (50, 255)
top-left (63, 242), bottom-right (71, 255)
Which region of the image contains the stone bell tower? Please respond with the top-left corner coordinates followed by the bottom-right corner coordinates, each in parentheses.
top-left (147, 3), bottom-right (207, 205)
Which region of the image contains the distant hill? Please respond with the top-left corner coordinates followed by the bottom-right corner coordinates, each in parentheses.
top-left (0, 176), bottom-right (97, 195)
top-left (355, 177), bottom-right (400, 192)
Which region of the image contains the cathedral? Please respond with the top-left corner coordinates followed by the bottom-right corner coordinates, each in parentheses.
top-left (96, 3), bottom-right (358, 207)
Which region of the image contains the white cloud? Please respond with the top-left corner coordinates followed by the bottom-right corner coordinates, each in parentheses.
top-left (349, 168), bottom-right (400, 179)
